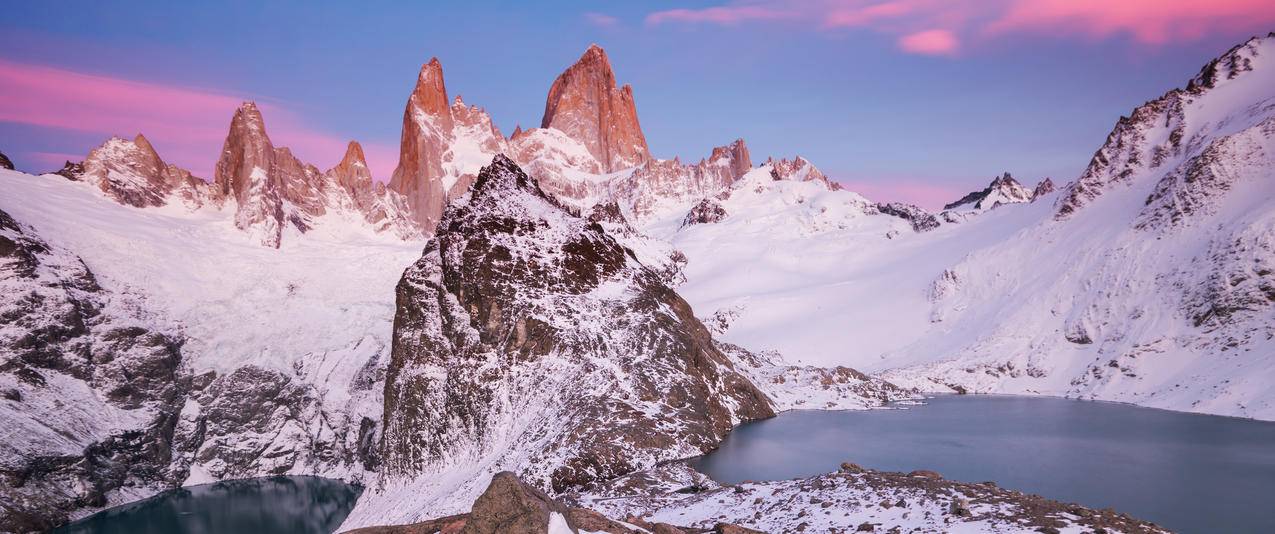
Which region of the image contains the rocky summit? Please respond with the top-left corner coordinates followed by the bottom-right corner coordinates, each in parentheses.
top-left (541, 44), bottom-right (650, 173)
top-left (348, 155), bottom-right (776, 526)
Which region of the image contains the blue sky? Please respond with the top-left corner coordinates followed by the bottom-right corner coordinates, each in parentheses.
top-left (2, 1), bottom-right (1272, 206)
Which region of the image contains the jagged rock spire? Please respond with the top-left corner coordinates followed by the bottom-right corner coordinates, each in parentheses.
top-left (407, 58), bottom-right (453, 132)
top-left (213, 101), bottom-right (329, 247)
top-left (327, 140), bottom-right (374, 204)
top-left (541, 44), bottom-right (650, 172)
top-left (388, 58), bottom-right (456, 233)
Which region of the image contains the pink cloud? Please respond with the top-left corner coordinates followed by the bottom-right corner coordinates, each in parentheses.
top-left (898, 29), bottom-right (958, 55)
top-left (0, 58), bottom-right (397, 180)
top-left (988, 0), bottom-right (1275, 45)
top-left (644, 0), bottom-right (1275, 55)
top-left (584, 12), bottom-right (620, 28)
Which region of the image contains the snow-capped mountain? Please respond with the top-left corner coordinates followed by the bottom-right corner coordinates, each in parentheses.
top-left (79, 134), bottom-right (212, 208)
top-left (879, 33), bottom-right (1275, 418)
top-left (341, 156), bottom-right (908, 528)
top-left (387, 58), bottom-right (509, 233)
top-left (658, 33), bottom-right (1275, 420)
top-left (942, 172), bottom-right (1035, 213)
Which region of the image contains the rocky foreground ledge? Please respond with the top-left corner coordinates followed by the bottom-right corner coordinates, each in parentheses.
top-left (353, 463), bottom-right (1168, 534)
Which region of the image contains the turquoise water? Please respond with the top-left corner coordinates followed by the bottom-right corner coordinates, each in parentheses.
top-left (54, 476), bottom-right (361, 534)
top-left (691, 395), bottom-right (1275, 534)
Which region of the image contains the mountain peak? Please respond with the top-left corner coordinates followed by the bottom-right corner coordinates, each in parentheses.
top-left (470, 154), bottom-right (546, 203)
top-left (131, 133), bottom-right (161, 162)
top-left (944, 172), bottom-right (1031, 211)
top-left (580, 43), bottom-right (609, 65)
top-left (409, 57), bottom-right (453, 129)
top-left (1031, 178), bottom-right (1056, 201)
top-left (1188, 33), bottom-right (1274, 92)
top-left (339, 140), bottom-right (366, 169)
top-left (540, 44), bottom-right (650, 172)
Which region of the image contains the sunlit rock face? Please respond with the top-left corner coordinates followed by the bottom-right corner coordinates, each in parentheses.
top-left (81, 134), bottom-right (212, 208)
top-left (540, 44), bottom-right (650, 173)
top-left (388, 59), bottom-right (509, 235)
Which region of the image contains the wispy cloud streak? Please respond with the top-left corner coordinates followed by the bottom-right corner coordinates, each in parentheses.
top-left (646, 0), bottom-right (1275, 55)
top-left (0, 58), bottom-right (397, 180)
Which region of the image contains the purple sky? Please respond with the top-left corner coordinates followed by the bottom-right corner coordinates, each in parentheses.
top-left (2, 1), bottom-right (1273, 208)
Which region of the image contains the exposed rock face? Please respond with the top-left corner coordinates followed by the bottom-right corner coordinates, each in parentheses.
top-left (767, 156), bottom-right (838, 190)
top-left (212, 102), bottom-right (423, 246)
top-left (214, 102), bottom-right (298, 248)
top-left (682, 198), bottom-right (728, 227)
top-left (323, 140), bottom-right (420, 238)
top-left (0, 209), bottom-right (187, 531)
top-left (0, 152), bottom-right (13, 171)
top-left (616, 139), bottom-right (753, 219)
top-left (388, 59), bottom-right (454, 234)
top-left (943, 172), bottom-right (1032, 211)
top-left (875, 202), bottom-right (940, 233)
top-left (1031, 178), bottom-right (1056, 201)
top-left (541, 45), bottom-right (650, 172)
top-left (388, 61), bottom-right (509, 234)
top-left (327, 141), bottom-right (377, 212)
top-left (51, 161), bottom-right (84, 181)
top-left (80, 134), bottom-right (212, 208)
top-left (1056, 33), bottom-right (1275, 220)
top-left (351, 155), bottom-right (773, 526)
top-left (461, 472), bottom-right (578, 534)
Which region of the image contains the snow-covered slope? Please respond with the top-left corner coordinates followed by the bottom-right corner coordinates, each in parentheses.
top-left (643, 163), bottom-right (1018, 369)
top-left (0, 167), bottom-right (425, 526)
top-left (656, 33), bottom-right (1275, 420)
top-left (879, 34), bottom-right (1275, 418)
top-left (0, 206), bottom-right (186, 531)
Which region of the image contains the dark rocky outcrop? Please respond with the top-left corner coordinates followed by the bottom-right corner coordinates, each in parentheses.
top-left (0, 152), bottom-right (13, 171)
top-left (374, 155), bottom-right (773, 516)
top-left (1031, 178), bottom-right (1056, 201)
top-left (682, 198), bottom-right (728, 227)
top-left (0, 209), bottom-right (188, 531)
top-left (461, 472), bottom-right (578, 534)
top-left (875, 202), bottom-right (940, 233)
top-left (50, 161), bottom-right (84, 181)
